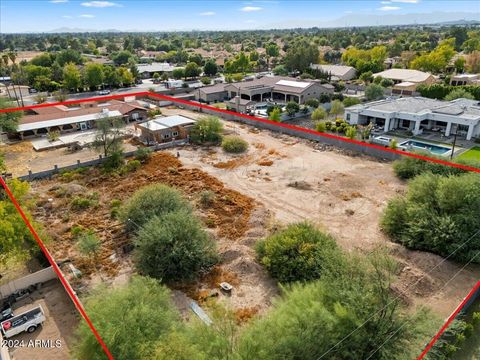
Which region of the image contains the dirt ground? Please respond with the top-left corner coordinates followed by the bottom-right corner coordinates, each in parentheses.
top-left (159, 108), bottom-right (480, 318)
top-left (8, 279), bottom-right (78, 360)
top-left (2, 140), bottom-right (137, 178)
top-left (22, 106), bottom-right (480, 324)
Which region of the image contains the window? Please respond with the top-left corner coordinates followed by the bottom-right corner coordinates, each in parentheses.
top-left (346, 114), bottom-right (351, 121)
top-left (163, 133), bottom-right (171, 139)
top-left (172, 131), bottom-right (179, 137)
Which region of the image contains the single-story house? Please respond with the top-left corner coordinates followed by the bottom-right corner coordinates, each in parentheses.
top-left (194, 83), bottom-right (229, 103)
top-left (135, 115), bottom-right (196, 144)
top-left (224, 76), bottom-right (334, 105)
top-left (345, 97), bottom-right (480, 140)
top-left (450, 74), bottom-right (480, 86)
top-left (309, 64), bottom-right (357, 81)
top-left (373, 69), bottom-right (436, 92)
top-left (136, 62), bottom-right (177, 79)
top-left (14, 99), bottom-right (148, 139)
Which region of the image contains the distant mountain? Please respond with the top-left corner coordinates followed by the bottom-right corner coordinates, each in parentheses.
top-left (434, 19), bottom-right (480, 26)
top-left (45, 27), bottom-right (123, 33)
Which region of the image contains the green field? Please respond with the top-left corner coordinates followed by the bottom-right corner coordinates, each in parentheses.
top-left (457, 147), bottom-right (480, 161)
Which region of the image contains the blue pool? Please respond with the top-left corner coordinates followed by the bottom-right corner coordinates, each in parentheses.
top-left (399, 140), bottom-right (451, 156)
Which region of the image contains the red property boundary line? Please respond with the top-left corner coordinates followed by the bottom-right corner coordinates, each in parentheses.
top-left (1, 92), bottom-right (480, 359)
top-left (0, 177), bottom-right (114, 360)
top-left (417, 280), bottom-right (480, 360)
top-left (1, 91), bottom-right (480, 174)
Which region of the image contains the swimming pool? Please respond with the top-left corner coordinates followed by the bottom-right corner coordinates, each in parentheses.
top-left (399, 140), bottom-right (451, 156)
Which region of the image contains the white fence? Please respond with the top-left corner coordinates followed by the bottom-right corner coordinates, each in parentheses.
top-left (0, 267), bottom-right (57, 299)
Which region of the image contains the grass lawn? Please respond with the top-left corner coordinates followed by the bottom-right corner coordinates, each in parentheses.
top-left (457, 146), bottom-right (480, 161)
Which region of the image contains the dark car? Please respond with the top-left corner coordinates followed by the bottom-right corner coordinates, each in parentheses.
top-left (0, 308), bottom-right (13, 322)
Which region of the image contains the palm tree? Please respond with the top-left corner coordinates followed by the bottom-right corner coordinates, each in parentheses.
top-left (8, 51), bottom-right (17, 65)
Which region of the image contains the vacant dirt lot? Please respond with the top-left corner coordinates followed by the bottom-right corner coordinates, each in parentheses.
top-left (8, 280), bottom-right (78, 360)
top-left (161, 108), bottom-right (480, 318)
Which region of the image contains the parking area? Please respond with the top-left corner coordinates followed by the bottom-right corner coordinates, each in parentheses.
top-left (5, 279), bottom-right (78, 360)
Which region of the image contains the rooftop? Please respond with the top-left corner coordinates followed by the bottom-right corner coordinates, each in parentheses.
top-left (347, 97), bottom-right (480, 120)
top-left (136, 62), bottom-right (176, 73)
top-left (310, 64), bottom-right (356, 77)
top-left (137, 115), bottom-right (196, 131)
top-left (373, 69), bottom-right (433, 83)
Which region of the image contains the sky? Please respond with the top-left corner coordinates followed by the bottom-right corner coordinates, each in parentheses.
top-left (0, 0), bottom-right (479, 33)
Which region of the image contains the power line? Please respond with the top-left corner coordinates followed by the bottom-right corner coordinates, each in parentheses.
top-left (364, 247), bottom-right (480, 360)
top-left (316, 228), bottom-right (480, 360)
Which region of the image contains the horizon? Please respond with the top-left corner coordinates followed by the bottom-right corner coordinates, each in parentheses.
top-left (0, 0), bottom-right (479, 34)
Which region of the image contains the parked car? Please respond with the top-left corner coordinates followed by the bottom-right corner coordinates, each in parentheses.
top-left (0, 308), bottom-right (13, 323)
top-left (97, 90), bottom-right (110, 95)
top-left (28, 88), bottom-right (38, 94)
top-left (1, 306), bottom-right (46, 338)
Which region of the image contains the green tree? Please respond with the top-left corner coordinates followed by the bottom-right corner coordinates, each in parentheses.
top-left (238, 251), bottom-right (433, 360)
top-left (184, 62), bottom-right (201, 79)
top-left (381, 172), bottom-right (480, 262)
top-left (63, 62), bottom-right (82, 91)
top-left (56, 49), bottom-right (83, 67)
top-left (189, 116), bottom-right (224, 144)
top-left (120, 184), bottom-right (191, 233)
top-left (444, 88), bottom-right (475, 101)
top-left (112, 50), bottom-right (134, 66)
top-left (305, 98), bottom-right (319, 108)
top-left (91, 117), bottom-right (124, 157)
top-left (203, 60), bottom-right (218, 76)
top-left (285, 101), bottom-right (300, 117)
top-left (365, 83), bottom-right (385, 101)
top-left (311, 107), bottom-right (326, 121)
top-left (73, 276), bottom-right (181, 360)
top-left (135, 211), bottom-right (218, 282)
top-left (0, 98), bottom-right (22, 133)
top-left (265, 42), bottom-right (279, 69)
top-left (117, 67), bottom-right (134, 86)
top-left (256, 222), bottom-right (341, 283)
top-left (221, 136), bottom-right (249, 153)
top-left (172, 67), bottom-right (185, 80)
top-left (284, 40), bottom-right (319, 73)
top-left (83, 63), bottom-right (104, 90)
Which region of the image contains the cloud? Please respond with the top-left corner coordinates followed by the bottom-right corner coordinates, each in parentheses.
top-left (380, 1), bottom-right (391, 4)
top-left (199, 11), bottom-right (215, 16)
top-left (62, 15), bottom-right (73, 18)
top-left (81, 1), bottom-right (121, 7)
top-left (245, 20), bottom-right (256, 23)
top-left (390, 0), bottom-right (419, 3)
top-left (50, 0), bottom-right (68, 3)
top-left (378, 6), bottom-right (401, 11)
top-left (79, 14), bottom-right (95, 18)
top-left (240, 6), bottom-right (262, 12)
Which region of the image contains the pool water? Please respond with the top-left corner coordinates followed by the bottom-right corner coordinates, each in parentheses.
top-left (399, 140), bottom-right (451, 156)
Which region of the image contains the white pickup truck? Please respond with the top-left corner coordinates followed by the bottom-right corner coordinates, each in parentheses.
top-left (0, 306), bottom-right (45, 339)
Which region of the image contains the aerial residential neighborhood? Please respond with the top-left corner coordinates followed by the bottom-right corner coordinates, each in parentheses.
top-left (1, 1), bottom-right (480, 360)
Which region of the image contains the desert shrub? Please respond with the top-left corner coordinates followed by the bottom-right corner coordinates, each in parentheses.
top-left (120, 159), bottom-right (141, 175)
top-left (135, 147), bottom-right (153, 162)
top-left (103, 151), bottom-right (124, 171)
top-left (311, 107), bottom-right (326, 121)
top-left (365, 83), bottom-right (385, 101)
top-left (255, 222), bottom-right (342, 283)
top-left (221, 136), bottom-right (249, 153)
top-left (381, 172), bottom-right (480, 262)
top-left (110, 199), bottom-right (122, 219)
top-left (345, 126), bottom-right (357, 139)
top-left (134, 211), bottom-right (218, 282)
top-left (120, 184), bottom-right (191, 233)
top-left (73, 276), bottom-right (181, 360)
top-left (199, 190), bottom-right (215, 207)
top-left (70, 194), bottom-right (98, 210)
top-left (343, 97), bottom-right (361, 107)
top-left (189, 116), bottom-right (224, 144)
top-left (392, 154), bottom-right (479, 180)
top-left (238, 251), bottom-right (433, 360)
top-left (315, 121), bottom-right (326, 132)
top-left (77, 231), bottom-right (101, 257)
top-left (305, 98), bottom-right (319, 108)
